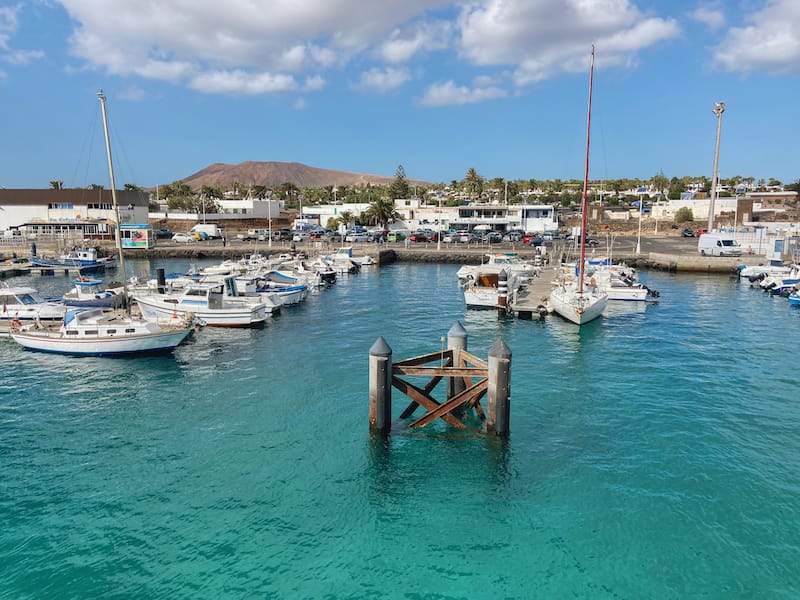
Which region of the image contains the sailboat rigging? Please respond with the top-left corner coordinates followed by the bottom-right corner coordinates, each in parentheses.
top-left (548, 45), bottom-right (608, 325)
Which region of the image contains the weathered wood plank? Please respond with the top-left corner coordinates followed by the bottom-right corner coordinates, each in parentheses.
top-left (393, 366), bottom-right (487, 377)
top-left (398, 374), bottom-right (444, 418)
top-left (392, 376), bottom-right (466, 428)
top-left (459, 350), bottom-right (488, 368)
top-left (409, 379), bottom-right (489, 429)
top-left (393, 350), bottom-right (453, 367)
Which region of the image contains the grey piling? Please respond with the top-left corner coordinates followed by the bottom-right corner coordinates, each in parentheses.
top-left (447, 321), bottom-right (468, 401)
top-left (487, 339), bottom-right (512, 436)
top-left (369, 336), bottom-right (393, 434)
top-left (497, 269), bottom-right (508, 315)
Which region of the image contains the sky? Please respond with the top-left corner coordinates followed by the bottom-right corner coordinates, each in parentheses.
top-left (1, 0), bottom-right (798, 190)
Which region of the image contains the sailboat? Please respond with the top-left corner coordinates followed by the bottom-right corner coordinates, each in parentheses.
top-left (549, 46), bottom-right (608, 325)
top-left (10, 91), bottom-right (196, 355)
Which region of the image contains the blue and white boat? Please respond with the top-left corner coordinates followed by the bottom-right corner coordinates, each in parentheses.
top-left (61, 278), bottom-right (127, 308)
top-left (31, 247), bottom-right (116, 274)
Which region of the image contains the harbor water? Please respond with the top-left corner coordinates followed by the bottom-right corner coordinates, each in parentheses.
top-left (2, 260), bottom-right (799, 598)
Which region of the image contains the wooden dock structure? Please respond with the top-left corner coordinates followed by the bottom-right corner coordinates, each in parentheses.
top-left (508, 266), bottom-right (557, 318)
top-left (369, 323), bottom-right (512, 437)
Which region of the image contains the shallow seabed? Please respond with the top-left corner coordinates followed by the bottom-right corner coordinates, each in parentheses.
top-left (2, 260), bottom-right (799, 599)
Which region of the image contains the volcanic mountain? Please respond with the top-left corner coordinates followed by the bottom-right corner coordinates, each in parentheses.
top-left (180, 161), bottom-right (430, 189)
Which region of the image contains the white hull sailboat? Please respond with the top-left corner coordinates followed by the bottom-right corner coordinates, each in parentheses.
top-left (11, 308), bottom-right (194, 355)
top-left (550, 46), bottom-right (608, 325)
top-left (9, 91), bottom-right (196, 355)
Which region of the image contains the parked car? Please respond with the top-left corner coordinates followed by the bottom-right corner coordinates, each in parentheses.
top-left (343, 232), bottom-right (367, 243)
top-left (273, 228), bottom-right (293, 241)
top-left (387, 231), bottom-right (406, 242)
top-left (172, 232), bottom-right (196, 243)
top-left (481, 231), bottom-right (502, 244)
top-left (292, 232), bottom-right (311, 242)
top-left (528, 235), bottom-right (544, 247)
top-left (156, 227), bottom-right (173, 239)
top-left (408, 232), bottom-right (430, 243)
top-left (682, 228), bottom-right (695, 237)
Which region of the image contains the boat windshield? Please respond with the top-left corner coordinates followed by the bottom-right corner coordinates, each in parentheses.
top-left (1, 293), bottom-right (38, 305)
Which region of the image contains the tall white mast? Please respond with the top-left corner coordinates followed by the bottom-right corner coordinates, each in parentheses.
top-left (97, 90), bottom-right (127, 290)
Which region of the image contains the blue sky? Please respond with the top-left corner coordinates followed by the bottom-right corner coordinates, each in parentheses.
top-left (1, 0), bottom-right (798, 190)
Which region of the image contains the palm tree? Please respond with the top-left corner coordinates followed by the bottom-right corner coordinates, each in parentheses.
top-left (463, 168), bottom-right (484, 202)
top-left (362, 196), bottom-right (401, 229)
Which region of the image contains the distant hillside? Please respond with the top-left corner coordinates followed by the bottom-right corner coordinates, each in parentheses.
top-left (180, 161), bottom-right (430, 189)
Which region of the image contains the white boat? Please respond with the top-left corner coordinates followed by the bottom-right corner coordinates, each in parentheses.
top-left (61, 277), bottom-right (127, 308)
top-left (133, 280), bottom-right (270, 327)
top-left (584, 263), bottom-right (658, 302)
top-left (738, 260), bottom-right (792, 282)
top-left (9, 91), bottom-right (197, 356)
top-left (456, 253), bottom-right (539, 286)
top-left (463, 271), bottom-right (528, 309)
top-left (10, 307), bottom-right (195, 355)
top-left (549, 46), bottom-right (608, 326)
top-left (0, 285), bottom-right (67, 336)
top-left (589, 269), bottom-right (650, 302)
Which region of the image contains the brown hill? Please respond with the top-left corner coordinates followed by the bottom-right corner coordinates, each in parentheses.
top-left (180, 161), bottom-right (430, 189)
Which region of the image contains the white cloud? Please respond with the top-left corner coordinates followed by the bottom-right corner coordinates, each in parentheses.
top-left (51, 0), bottom-right (684, 99)
top-left (457, 0), bottom-right (680, 87)
top-left (1, 5), bottom-right (45, 67)
top-left (0, 6), bottom-right (19, 45)
top-left (713, 0), bottom-right (800, 74)
top-left (356, 66), bottom-right (411, 92)
top-left (189, 70), bottom-right (298, 95)
top-left (293, 97), bottom-right (307, 110)
top-left (118, 85), bottom-right (147, 102)
top-left (416, 80), bottom-right (507, 107)
top-left (689, 5), bottom-right (725, 31)
top-left (303, 75), bottom-right (325, 91)
top-left (57, 0), bottom-right (446, 95)
top-left (4, 48), bottom-right (44, 65)
top-left (378, 20), bottom-right (451, 63)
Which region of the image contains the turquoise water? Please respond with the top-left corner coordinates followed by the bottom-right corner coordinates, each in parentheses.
top-left (2, 261), bottom-right (799, 598)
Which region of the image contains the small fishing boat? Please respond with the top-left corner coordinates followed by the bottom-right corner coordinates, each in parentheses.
top-left (10, 307), bottom-right (195, 355)
top-left (30, 247), bottom-right (116, 274)
top-left (61, 277), bottom-right (127, 308)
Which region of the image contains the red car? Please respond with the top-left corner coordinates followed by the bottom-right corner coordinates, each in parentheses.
top-left (408, 232), bottom-right (430, 242)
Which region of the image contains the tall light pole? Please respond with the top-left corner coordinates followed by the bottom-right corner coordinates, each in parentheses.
top-left (707, 101), bottom-right (726, 232)
top-left (635, 190), bottom-right (643, 254)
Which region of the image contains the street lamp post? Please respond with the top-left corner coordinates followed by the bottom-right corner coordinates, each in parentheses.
top-left (636, 192), bottom-right (643, 254)
top-left (707, 101), bottom-right (726, 232)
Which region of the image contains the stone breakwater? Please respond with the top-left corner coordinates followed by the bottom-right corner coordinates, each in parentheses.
top-left (2, 239), bottom-right (764, 275)
top-left (378, 249), bottom-right (762, 274)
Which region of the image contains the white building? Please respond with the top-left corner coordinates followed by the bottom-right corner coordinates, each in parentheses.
top-left (0, 188), bottom-right (148, 238)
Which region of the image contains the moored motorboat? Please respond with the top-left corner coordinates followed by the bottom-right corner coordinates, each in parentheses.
top-left (60, 277), bottom-right (127, 308)
top-left (133, 280), bottom-right (271, 327)
top-left (30, 247), bottom-right (116, 274)
top-left (0, 285), bottom-right (67, 336)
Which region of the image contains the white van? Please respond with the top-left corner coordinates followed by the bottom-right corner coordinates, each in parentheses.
top-left (698, 232), bottom-right (742, 257)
